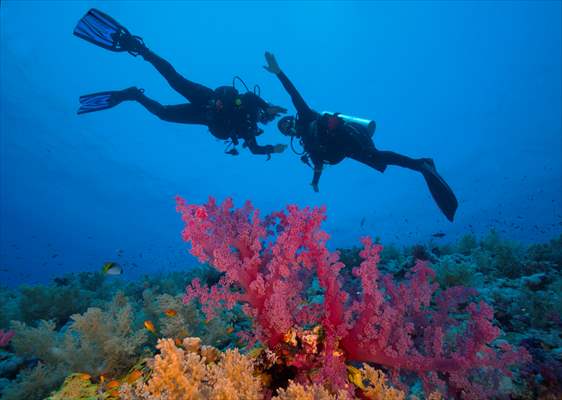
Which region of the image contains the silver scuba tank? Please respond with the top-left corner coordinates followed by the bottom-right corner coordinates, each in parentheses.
top-left (321, 111), bottom-right (376, 137)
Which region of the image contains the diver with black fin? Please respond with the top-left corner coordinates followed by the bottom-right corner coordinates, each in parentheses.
top-left (74, 9), bottom-right (287, 157)
top-left (263, 52), bottom-right (458, 221)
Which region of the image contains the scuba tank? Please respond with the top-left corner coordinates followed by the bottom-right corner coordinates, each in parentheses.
top-left (321, 111), bottom-right (376, 137)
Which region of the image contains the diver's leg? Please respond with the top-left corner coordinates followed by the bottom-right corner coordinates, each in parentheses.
top-left (373, 150), bottom-right (423, 171)
top-left (352, 148), bottom-right (458, 221)
top-left (350, 148), bottom-right (424, 173)
top-left (134, 91), bottom-right (208, 124)
top-left (137, 46), bottom-right (214, 105)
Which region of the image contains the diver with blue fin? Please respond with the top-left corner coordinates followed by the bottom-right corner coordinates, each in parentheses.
top-left (263, 52), bottom-right (458, 221)
top-left (74, 9), bottom-right (287, 157)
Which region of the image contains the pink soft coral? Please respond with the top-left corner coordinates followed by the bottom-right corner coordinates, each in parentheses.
top-left (0, 329), bottom-right (14, 347)
top-left (177, 196), bottom-right (528, 398)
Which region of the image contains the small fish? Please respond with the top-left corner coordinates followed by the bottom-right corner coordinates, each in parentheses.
top-left (102, 262), bottom-right (123, 275)
top-left (174, 338), bottom-right (183, 347)
top-left (346, 365), bottom-right (365, 390)
top-left (226, 326), bottom-right (234, 334)
top-left (106, 380), bottom-right (120, 389)
top-left (144, 320), bottom-right (156, 334)
top-left (126, 370), bottom-right (143, 384)
top-left (99, 374), bottom-right (106, 384)
top-left (431, 232), bottom-right (446, 238)
top-left (360, 217), bottom-right (366, 228)
top-left (163, 309), bottom-right (177, 317)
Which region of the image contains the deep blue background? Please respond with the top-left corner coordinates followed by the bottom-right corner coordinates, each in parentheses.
top-left (1, 1), bottom-right (560, 286)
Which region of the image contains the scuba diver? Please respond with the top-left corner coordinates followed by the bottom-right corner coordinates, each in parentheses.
top-left (74, 9), bottom-right (287, 157)
top-left (263, 52), bottom-right (458, 221)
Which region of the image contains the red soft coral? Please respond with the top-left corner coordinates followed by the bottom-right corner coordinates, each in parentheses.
top-left (0, 329), bottom-right (14, 347)
top-left (177, 196), bottom-right (528, 398)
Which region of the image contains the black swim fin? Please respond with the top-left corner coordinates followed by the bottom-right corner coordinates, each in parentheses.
top-left (73, 9), bottom-right (145, 55)
top-left (420, 159), bottom-right (458, 222)
top-left (77, 87), bottom-right (143, 115)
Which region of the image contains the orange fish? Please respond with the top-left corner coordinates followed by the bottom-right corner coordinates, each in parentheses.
top-left (174, 338), bottom-right (183, 347)
top-left (144, 320), bottom-right (156, 334)
top-left (106, 380), bottom-right (120, 389)
top-left (226, 326), bottom-right (234, 334)
top-left (126, 370), bottom-right (143, 384)
top-left (99, 374), bottom-right (106, 384)
top-left (163, 309), bottom-right (177, 317)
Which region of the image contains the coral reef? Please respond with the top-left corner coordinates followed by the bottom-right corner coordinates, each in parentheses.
top-left (0, 202), bottom-right (560, 399)
top-left (177, 197), bottom-right (529, 398)
top-left (5, 293), bottom-right (147, 399)
top-left (1, 362), bottom-right (67, 400)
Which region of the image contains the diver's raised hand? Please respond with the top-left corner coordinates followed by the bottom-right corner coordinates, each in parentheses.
top-left (272, 144), bottom-right (287, 154)
top-left (264, 51), bottom-right (281, 74)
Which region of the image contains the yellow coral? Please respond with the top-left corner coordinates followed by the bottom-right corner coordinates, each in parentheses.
top-left (361, 364), bottom-right (405, 400)
top-left (47, 373), bottom-right (98, 400)
top-left (66, 293), bottom-right (147, 376)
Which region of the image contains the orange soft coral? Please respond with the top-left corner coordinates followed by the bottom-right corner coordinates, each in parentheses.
top-left (273, 382), bottom-right (351, 400)
top-left (129, 338), bottom-right (262, 400)
top-left (145, 338), bottom-right (207, 399)
top-left (207, 349), bottom-right (262, 400)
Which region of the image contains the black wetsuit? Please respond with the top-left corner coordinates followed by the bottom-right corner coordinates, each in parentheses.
top-left (276, 71), bottom-right (424, 186)
top-left (135, 48), bottom-right (276, 155)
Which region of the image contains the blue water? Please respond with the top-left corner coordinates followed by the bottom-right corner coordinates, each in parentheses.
top-left (1, 1), bottom-right (560, 286)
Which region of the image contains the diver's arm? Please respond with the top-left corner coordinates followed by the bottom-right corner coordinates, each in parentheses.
top-left (263, 52), bottom-right (312, 117)
top-left (276, 71), bottom-right (312, 117)
top-left (244, 136), bottom-right (287, 156)
top-left (245, 136), bottom-right (274, 155)
top-left (311, 159), bottom-right (323, 192)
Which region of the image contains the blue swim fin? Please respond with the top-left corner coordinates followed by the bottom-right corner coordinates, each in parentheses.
top-left (73, 9), bottom-right (145, 55)
top-left (77, 87), bottom-right (143, 115)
